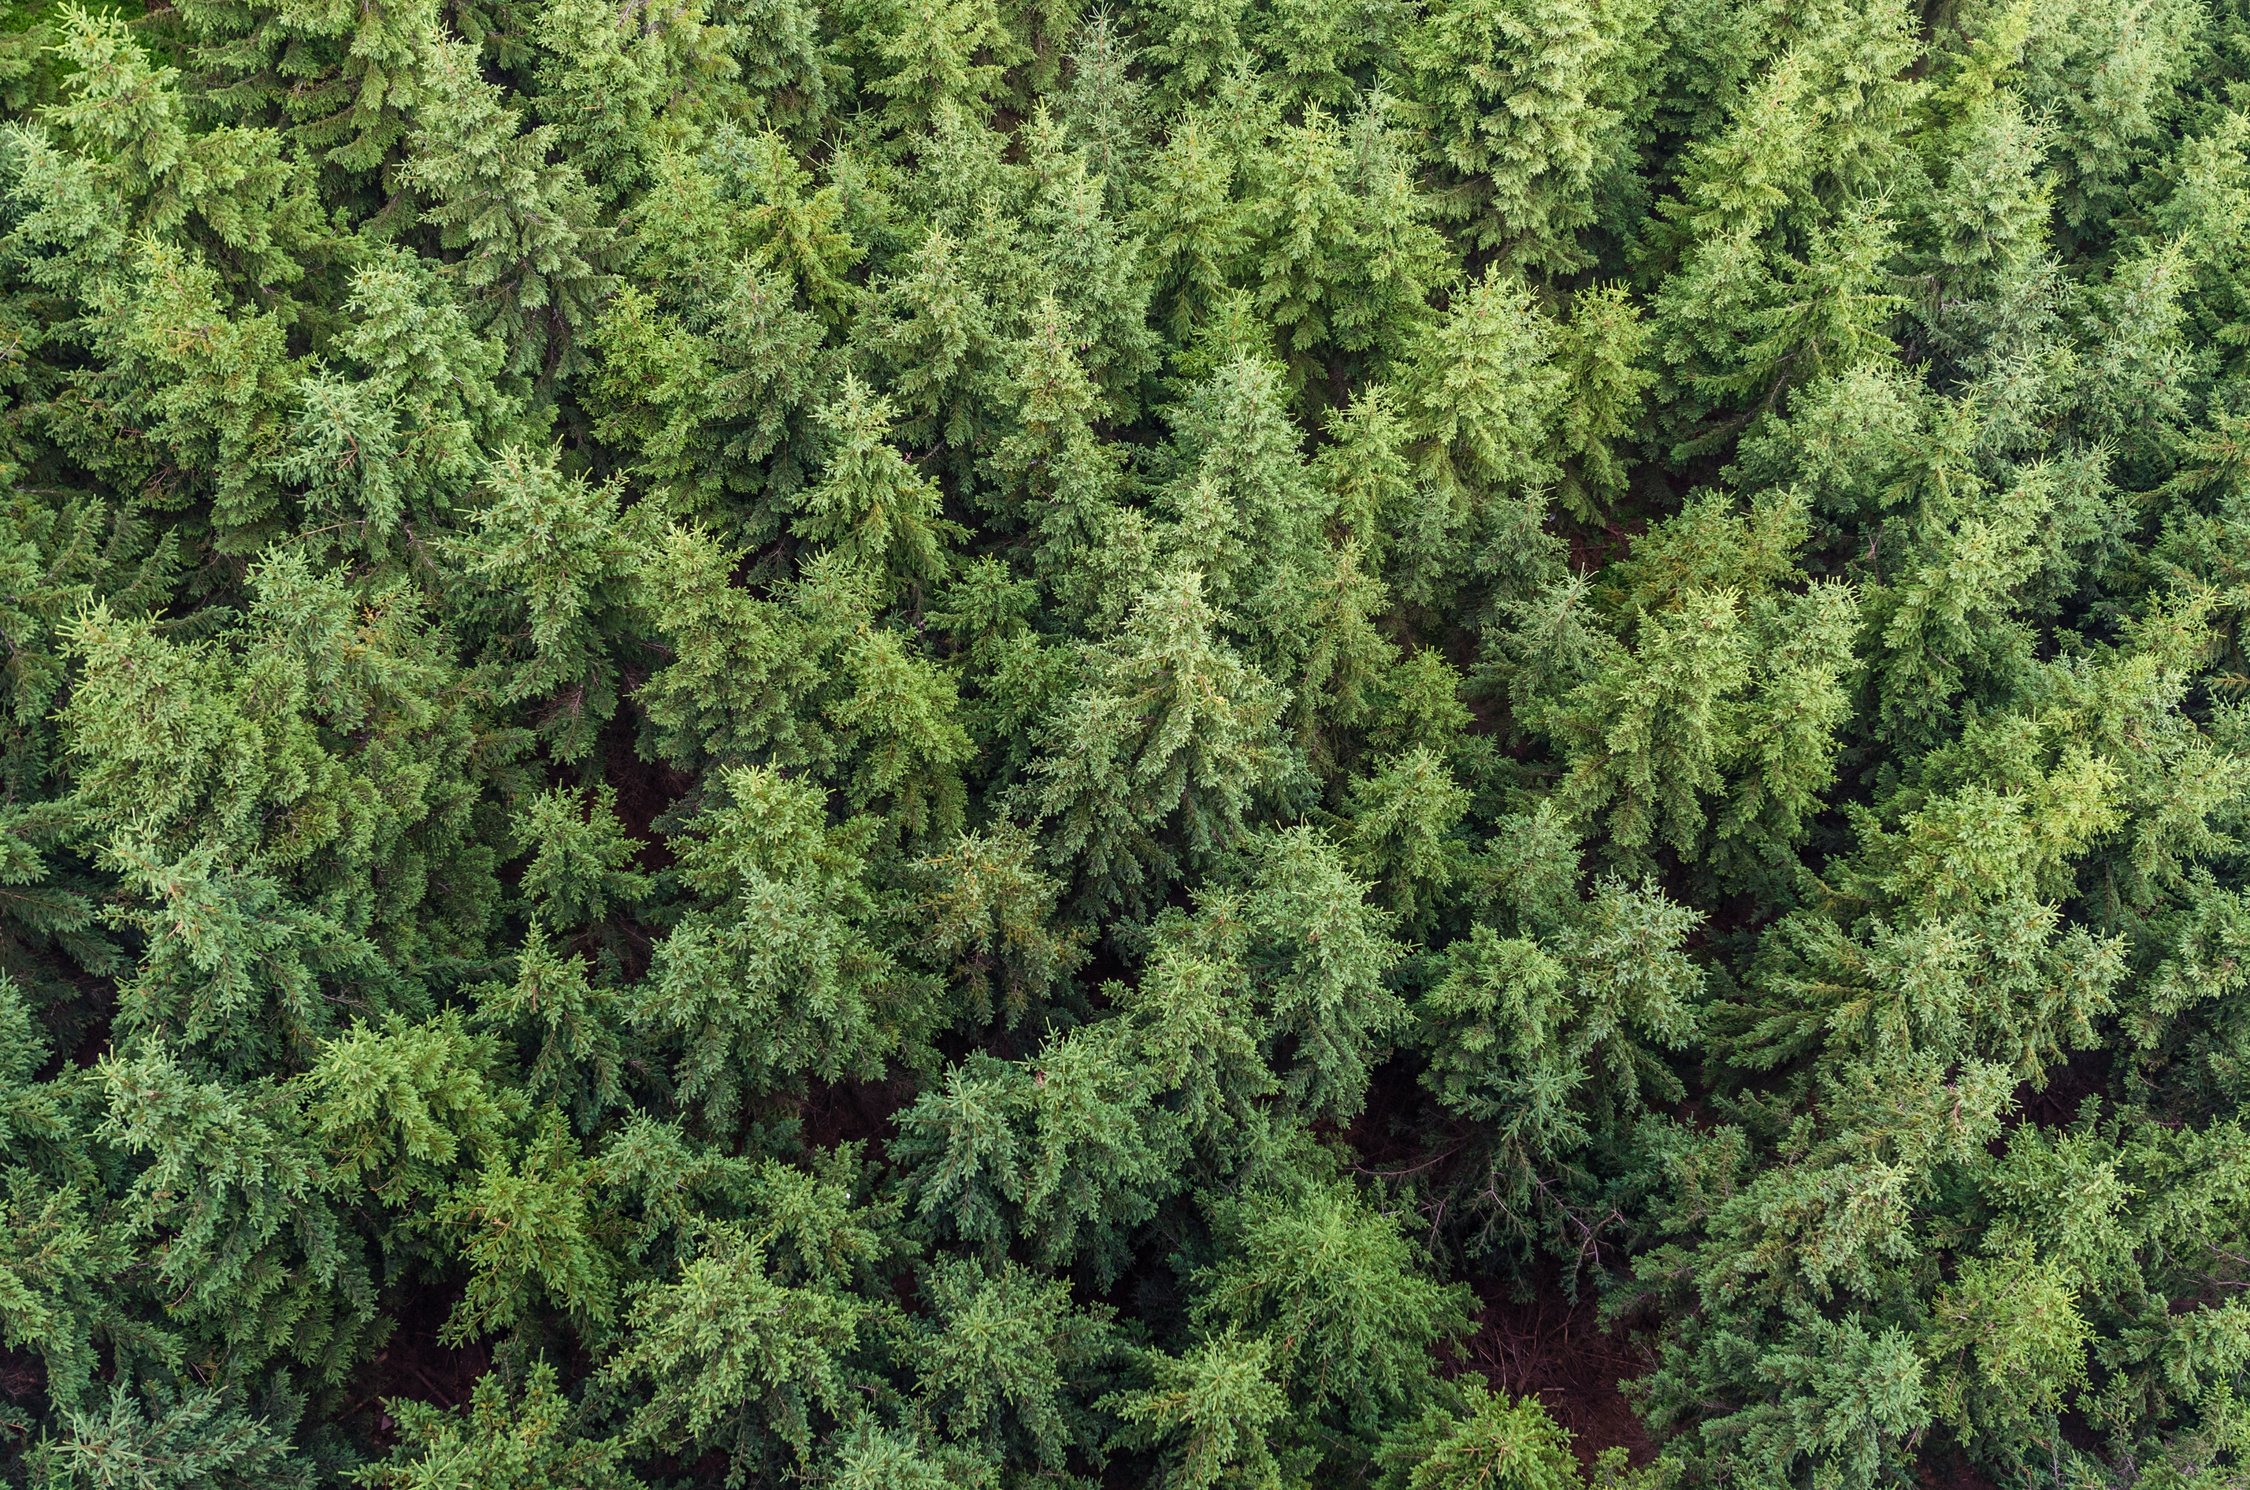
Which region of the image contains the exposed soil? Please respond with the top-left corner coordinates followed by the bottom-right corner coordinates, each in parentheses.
top-left (601, 711), bottom-right (693, 875)
top-left (343, 1281), bottom-right (491, 1450)
top-left (2013, 1042), bottom-right (2114, 1130)
top-left (795, 1068), bottom-right (919, 1152)
top-left (1459, 1272), bottom-right (1658, 1470)
top-left (1915, 1444), bottom-right (2002, 1490)
top-left (1341, 1056), bottom-right (1659, 1469)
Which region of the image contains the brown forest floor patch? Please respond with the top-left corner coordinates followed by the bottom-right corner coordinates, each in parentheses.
top-left (1460, 1275), bottom-right (1657, 1471)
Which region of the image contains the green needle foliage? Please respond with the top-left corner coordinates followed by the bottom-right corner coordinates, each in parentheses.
top-left (0, 0), bottom-right (2248, 1486)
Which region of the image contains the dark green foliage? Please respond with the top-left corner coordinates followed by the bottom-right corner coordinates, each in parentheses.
top-left (0, 1), bottom-right (2245, 1487)
top-left (894, 1021), bottom-right (1188, 1283)
top-left (636, 765), bottom-right (932, 1127)
top-left (1105, 1330), bottom-right (1293, 1490)
top-left (359, 1361), bottom-right (640, 1490)
top-left (1376, 1381), bottom-right (1587, 1490)
top-left (1192, 1177), bottom-right (1473, 1433)
top-left (908, 1255), bottom-right (1118, 1467)
top-left (604, 1221), bottom-right (871, 1480)
top-left (31, 1384), bottom-right (313, 1490)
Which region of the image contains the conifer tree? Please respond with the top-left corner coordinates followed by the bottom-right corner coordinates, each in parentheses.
top-left (99, 1043), bottom-right (375, 1380)
top-left (403, 33), bottom-right (610, 378)
top-left (1027, 567), bottom-right (1286, 912)
top-left (912, 824), bottom-right (1087, 1027)
top-left (910, 1256), bottom-right (1118, 1468)
top-left (529, 0), bottom-right (727, 205)
top-left (285, 247), bottom-right (519, 557)
top-left (1135, 117), bottom-right (1251, 346)
top-left (629, 523), bottom-right (838, 771)
top-left (1376, 1382), bottom-right (1586, 1490)
top-left (439, 1113), bottom-right (615, 1341)
top-left (588, 260), bottom-right (829, 538)
top-left (1401, 0), bottom-right (1629, 274)
top-left (869, 0), bottom-right (1020, 138)
top-left (637, 765), bottom-right (929, 1130)
top-left (1104, 1332), bottom-right (1292, 1490)
top-left (1193, 1178), bottom-right (1473, 1434)
top-left (362, 1362), bottom-right (641, 1490)
top-left (795, 376), bottom-right (963, 601)
top-left (31, 1384), bottom-right (315, 1490)
top-left (453, 446), bottom-right (636, 760)
top-left (1156, 353), bottom-right (1330, 659)
top-left (897, 1021), bottom-right (1187, 1282)
top-left (1394, 268), bottom-right (1566, 610)
top-left (604, 1221), bottom-right (872, 1479)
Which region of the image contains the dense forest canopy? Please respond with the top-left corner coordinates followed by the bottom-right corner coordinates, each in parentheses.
top-left (0, 0), bottom-right (2243, 1483)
